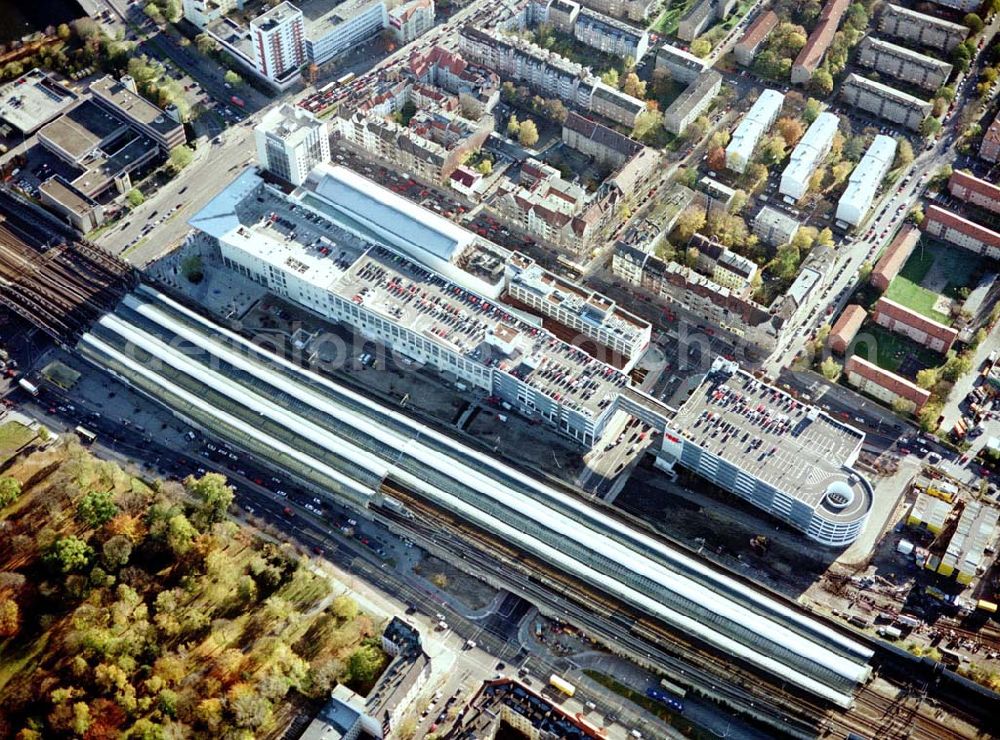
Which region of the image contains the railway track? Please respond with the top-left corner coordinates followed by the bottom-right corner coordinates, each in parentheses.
top-left (0, 190), bottom-right (133, 340)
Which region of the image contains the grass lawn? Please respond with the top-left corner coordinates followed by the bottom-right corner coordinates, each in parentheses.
top-left (0, 421), bottom-right (38, 467)
top-left (651, 0), bottom-right (698, 35)
top-left (851, 323), bottom-right (941, 377)
top-left (885, 276), bottom-right (952, 325)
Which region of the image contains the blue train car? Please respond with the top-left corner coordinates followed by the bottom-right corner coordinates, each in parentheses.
top-left (646, 687), bottom-right (684, 713)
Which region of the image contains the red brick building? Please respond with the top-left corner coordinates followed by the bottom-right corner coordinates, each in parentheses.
top-left (829, 304), bottom-right (866, 354)
top-left (870, 225), bottom-right (919, 292)
top-left (872, 296), bottom-right (958, 353)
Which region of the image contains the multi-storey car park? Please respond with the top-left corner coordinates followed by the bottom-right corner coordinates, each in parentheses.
top-left (664, 359), bottom-right (873, 546)
top-left (77, 285), bottom-right (875, 720)
top-left (183, 164), bottom-right (876, 547)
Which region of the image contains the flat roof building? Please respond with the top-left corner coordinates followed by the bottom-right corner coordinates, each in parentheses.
top-left (878, 4), bottom-right (968, 52)
top-left (655, 43), bottom-right (710, 84)
top-left (0, 69), bottom-right (78, 136)
top-left (871, 225), bottom-right (919, 291)
top-left (856, 36), bottom-right (953, 92)
top-left (780, 112), bottom-right (839, 201)
top-left (925, 0), bottom-right (982, 12)
top-left (89, 75), bottom-right (186, 151)
top-left (836, 134), bottom-right (896, 227)
top-left (726, 88), bottom-right (784, 174)
top-left (38, 175), bottom-right (106, 233)
top-left (662, 69), bottom-right (721, 136)
top-left (254, 104), bottom-right (329, 186)
top-left (665, 357), bottom-right (872, 546)
top-left (829, 304), bottom-right (866, 354)
top-left (948, 170), bottom-right (1000, 216)
top-left (250, 1), bottom-right (307, 82)
top-left (302, 0), bottom-right (389, 67)
top-left (839, 74), bottom-right (932, 131)
top-left (753, 205), bottom-right (800, 246)
top-left (734, 10), bottom-right (779, 66)
top-left (575, 7), bottom-right (650, 60)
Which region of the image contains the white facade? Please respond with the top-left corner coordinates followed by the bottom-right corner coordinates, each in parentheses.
top-left (182, 0), bottom-right (241, 27)
top-left (779, 112), bottom-right (839, 201)
top-left (250, 1), bottom-right (306, 83)
top-left (254, 104), bottom-right (330, 186)
top-left (725, 89), bottom-right (784, 174)
top-left (835, 134), bottom-right (895, 227)
top-left (388, 0), bottom-right (435, 44)
top-left (306, 1), bottom-right (389, 66)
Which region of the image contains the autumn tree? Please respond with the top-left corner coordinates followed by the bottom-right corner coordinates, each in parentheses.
top-left (622, 72), bottom-right (646, 98)
top-left (775, 117), bottom-right (804, 146)
top-left (518, 119), bottom-right (539, 148)
top-left (706, 146), bottom-right (727, 172)
top-left (690, 39), bottom-right (711, 58)
top-left (187, 472), bottom-right (234, 526)
top-left (102, 535), bottom-right (133, 570)
top-left (674, 205), bottom-right (707, 242)
top-left (506, 114), bottom-right (520, 138)
top-left (895, 138), bottom-right (914, 168)
top-left (803, 98), bottom-right (822, 124)
top-left (0, 592), bottom-right (20, 637)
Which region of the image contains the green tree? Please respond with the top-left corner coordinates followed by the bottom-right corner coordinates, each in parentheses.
top-left (348, 644), bottom-right (385, 683)
top-left (690, 39), bottom-right (712, 58)
top-left (518, 119), bottom-right (539, 148)
top-left (632, 109), bottom-right (662, 143)
top-left (820, 357), bottom-right (841, 380)
top-left (143, 2), bottom-right (164, 23)
top-left (909, 205), bottom-right (925, 225)
top-left (167, 145), bottom-right (193, 174)
top-left (810, 68), bottom-right (834, 96)
top-left (921, 117), bottom-right (942, 138)
top-left (506, 114), bottom-right (520, 138)
top-left (600, 68), bottom-right (620, 87)
top-left (187, 472), bottom-right (234, 526)
top-left (729, 189), bottom-right (749, 214)
top-left (803, 98), bottom-right (822, 124)
top-left (964, 13), bottom-right (985, 33)
top-left (916, 367), bottom-right (939, 389)
top-left (182, 254), bottom-right (204, 283)
top-left (195, 33), bottom-right (216, 54)
top-left (126, 188), bottom-right (145, 208)
top-left (45, 536), bottom-right (94, 573)
top-left (831, 160), bottom-right (854, 184)
top-left (816, 227), bottom-right (834, 247)
top-left (331, 594), bottom-right (359, 621)
top-left (476, 159), bottom-right (492, 175)
top-left (167, 513), bottom-right (197, 556)
top-left (77, 491), bottom-right (118, 528)
top-left (102, 534), bottom-right (133, 569)
top-left (859, 261), bottom-right (873, 283)
top-left (224, 70), bottom-right (242, 87)
top-left (0, 476), bottom-right (20, 507)
top-left (56, 23), bottom-right (71, 41)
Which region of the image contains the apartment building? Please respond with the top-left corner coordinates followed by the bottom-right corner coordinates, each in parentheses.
top-left (870, 225), bottom-right (919, 291)
top-left (725, 88), bottom-right (784, 173)
top-left (828, 304), bottom-right (866, 353)
top-left (662, 69), bottom-right (721, 135)
top-left (689, 233), bottom-right (759, 293)
top-left (845, 355), bottom-right (931, 412)
top-left (505, 252), bottom-right (652, 369)
top-left (981, 113), bottom-right (1000, 162)
top-left (249, 1), bottom-right (306, 83)
top-left (872, 297), bottom-right (958, 353)
top-left (254, 104), bottom-right (330, 186)
top-left (574, 7), bottom-right (650, 60)
top-left (878, 4), bottom-right (968, 53)
top-left (753, 205), bottom-right (800, 246)
top-left (562, 111), bottom-right (644, 167)
top-left (734, 10), bottom-right (779, 66)
top-left (612, 243), bottom-right (782, 351)
top-left (855, 37), bottom-right (953, 92)
top-left (678, 0), bottom-right (736, 42)
top-left (926, 0), bottom-right (982, 12)
top-left (923, 205), bottom-right (1000, 259)
top-left (655, 43), bottom-right (710, 84)
top-left (576, 0), bottom-right (657, 22)
top-left (589, 81), bottom-right (646, 127)
top-left (388, 0), bottom-right (435, 44)
top-left (181, 0), bottom-right (242, 28)
top-left (835, 134), bottom-right (896, 227)
top-left (839, 74), bottom-right (932, 131)
top-left (948, 170), bottom-right (1000, 215)
top-left (780, 112), bottom-right (839, 201)
top-left (791, 0), bottom-right (849, 84)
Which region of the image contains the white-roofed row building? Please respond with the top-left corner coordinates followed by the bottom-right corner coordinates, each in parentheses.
top-left (835, 134), bottom-right (896, 227)
top-left (780, 112), bottom-right (840, 201)
top-left (725, 89), bottom-right (784, 174)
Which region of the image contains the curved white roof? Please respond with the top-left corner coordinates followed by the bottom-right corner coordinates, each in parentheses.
top-left (310, 163), bottom-right (475, 263)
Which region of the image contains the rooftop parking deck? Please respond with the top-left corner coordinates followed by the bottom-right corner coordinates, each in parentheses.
top-left (673, 365), bottom-right (871, 523)
top-left (336, 244), bottom-right (625, 416)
